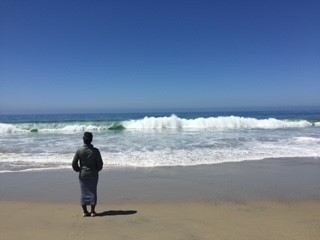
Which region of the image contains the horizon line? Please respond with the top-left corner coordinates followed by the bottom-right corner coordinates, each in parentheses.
top-left (1, 105), bottom-right (320, 116)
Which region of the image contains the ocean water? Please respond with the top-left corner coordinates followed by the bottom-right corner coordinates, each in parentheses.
top-left (0, 109), bottom-right (320, 172)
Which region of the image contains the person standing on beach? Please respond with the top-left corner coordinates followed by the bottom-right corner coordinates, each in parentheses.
top-left (72, 132), bottom-right (103, 217)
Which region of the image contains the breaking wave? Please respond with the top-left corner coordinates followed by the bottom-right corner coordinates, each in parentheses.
top-left (0, 115), bottom-right (316, 134)
top-left (123, 115), bottom-right (312, 129)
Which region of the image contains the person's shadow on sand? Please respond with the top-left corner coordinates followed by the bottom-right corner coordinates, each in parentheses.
top-left (96, 210), bottom-right (137, 217)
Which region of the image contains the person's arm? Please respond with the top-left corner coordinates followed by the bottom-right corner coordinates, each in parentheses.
top-left (72, 150), bottom-right (80, 172)
top-left (96, 149), bottom-right (103, 171)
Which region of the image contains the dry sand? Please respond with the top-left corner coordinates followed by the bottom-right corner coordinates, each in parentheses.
top-left (1, 157), bottom-right (320, 239)
top-left (1, 201), bottom-right (319, 240)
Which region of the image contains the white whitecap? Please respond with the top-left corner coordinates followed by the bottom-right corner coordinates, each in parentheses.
top-left (0, 123), bottom-right (26, 134)
top-left (123, 115), bottom-right (312, 130)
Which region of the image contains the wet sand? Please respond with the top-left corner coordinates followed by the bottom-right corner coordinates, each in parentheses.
top-left (1, 157), bottom-right (320, 239)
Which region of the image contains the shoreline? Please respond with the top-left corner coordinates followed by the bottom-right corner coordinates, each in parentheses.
top-left (1, 157), bottom-right (320, 203)
top-left (1, 155), bottom-right (320, 173)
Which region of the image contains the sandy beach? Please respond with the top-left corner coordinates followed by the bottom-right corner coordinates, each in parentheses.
top-left (1, 157), bottom-right (320, 239)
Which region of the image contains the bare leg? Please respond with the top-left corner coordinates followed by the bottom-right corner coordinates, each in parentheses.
top-left (82, 205), bottom-right (90, 216)
top-left (90, 205), bottom-right (96, 216)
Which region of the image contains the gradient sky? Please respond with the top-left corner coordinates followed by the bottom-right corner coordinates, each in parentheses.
top-left (1, 0), bottom-right (319, 114)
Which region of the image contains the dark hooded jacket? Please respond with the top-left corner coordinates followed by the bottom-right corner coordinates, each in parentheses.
top-left (72, 144), bottom-right (103, 180)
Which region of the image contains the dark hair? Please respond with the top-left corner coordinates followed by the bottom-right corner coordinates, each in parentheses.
top-left (83, 132), bottom-right (93, 144)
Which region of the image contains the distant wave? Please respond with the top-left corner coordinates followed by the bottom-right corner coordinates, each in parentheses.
top-left (0, 115), bottom-right (316, 134)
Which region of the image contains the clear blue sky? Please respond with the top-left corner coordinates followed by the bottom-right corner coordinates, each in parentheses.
top-left (1, 0), bottom-right (319, 114)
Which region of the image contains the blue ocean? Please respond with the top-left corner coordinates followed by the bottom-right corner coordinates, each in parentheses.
top-left (1, 109), bottom-right (320, 172)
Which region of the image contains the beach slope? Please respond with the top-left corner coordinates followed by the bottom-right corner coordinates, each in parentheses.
top-left (1, 158), bottom-right (320, 239)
